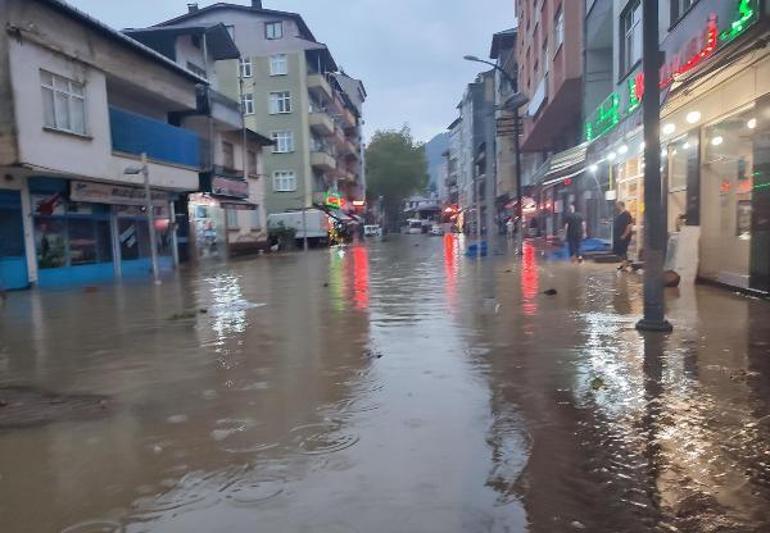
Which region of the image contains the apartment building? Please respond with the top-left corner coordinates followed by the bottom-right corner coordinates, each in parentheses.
top-left (581, 0), bottom-right (770, 293)
top-left (448, 71), bottom-right (496, 232)
top-left (153, 1), bottom-right (366, 218)
top-left (124, 23), bottom-right (274, 260)
top-left (0, 0), bottom-right (206, 289)
top-left (489, 28), bottom-right (519, 220)
top-left (514, 0), bottom-right (586, 237)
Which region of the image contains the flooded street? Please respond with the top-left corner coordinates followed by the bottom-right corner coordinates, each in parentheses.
top-left (1, 236), bottom-right (770, 532)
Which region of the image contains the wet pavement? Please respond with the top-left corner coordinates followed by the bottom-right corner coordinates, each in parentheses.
top-left (1, 235), bottom-right (769, 532)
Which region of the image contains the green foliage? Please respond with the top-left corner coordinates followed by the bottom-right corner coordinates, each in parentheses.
top-left (365, 126), bottom-right (428, 224)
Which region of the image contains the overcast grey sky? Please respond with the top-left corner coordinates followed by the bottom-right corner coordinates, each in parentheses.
top-left (67, 0), bottom-right (514, 143)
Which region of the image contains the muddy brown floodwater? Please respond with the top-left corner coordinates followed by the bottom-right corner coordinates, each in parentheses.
top-left (1, 236), bottom-right (769, 532)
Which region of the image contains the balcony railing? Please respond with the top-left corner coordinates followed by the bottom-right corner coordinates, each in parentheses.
top-left (109, 106), bottom-right (200, 168)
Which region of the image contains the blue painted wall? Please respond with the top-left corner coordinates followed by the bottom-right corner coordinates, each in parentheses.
top-left (0, 190), bottom-right (28, 290)
top-left (109, 107), bottom-right (201, 168)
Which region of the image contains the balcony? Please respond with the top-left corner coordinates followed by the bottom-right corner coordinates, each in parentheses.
top-left (110, 107), bottom-right (200, 169)
top-left (309, 112), bottom-right (335, 136)
top-left (307, 73), bottom-right (333, 101)
top-left (201, 86), bottom-right (242, 130)
top-left (311, 151), bottom-right (336, 171)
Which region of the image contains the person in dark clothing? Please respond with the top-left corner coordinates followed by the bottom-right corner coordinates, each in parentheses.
top-left (613, 201), bottom-right (634, 271)
top-left (563, 204), bottom-right (586, 263)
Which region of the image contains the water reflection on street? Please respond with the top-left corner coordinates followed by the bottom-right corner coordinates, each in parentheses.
top-left (0, 236), bottom-right (769, 532)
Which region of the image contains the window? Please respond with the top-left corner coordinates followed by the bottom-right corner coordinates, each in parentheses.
top-left (554, 7), bottom-right (564, 49)
top-left (226, 209), bottom-right (239, 229)
top-left (247, 150), bottom-right (258, 175)
top-left (270, 54), bottom-right (288, 76)
top-left (272, 131), bottom-right (294, 153)
top-left (241, 93), bottom-right (255, 115)
top-left (40, 70), bottom-right (87, 135)
top-left (620, 1), bottom-right (642, 77)
top-left (222, 141), bottom-right (235, 169)
top-left (269, 91), bottom-right (292, 114)
top-left (671, 0), bottom-right (698, 24)
top-left (250, 206), bottom-right (262, 230)
top-left (265, 21), bottom-right (283, 40)
top-left (239, 57), bottom-right (252, 78)
top-left (273, 170), bottom-right (296, 192)
top-left (187, 61), bottom-right (207, 79)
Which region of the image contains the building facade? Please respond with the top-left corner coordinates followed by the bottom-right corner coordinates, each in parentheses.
top-left (154, 2), bottom-right (365, 220)
top-left (515, 0), bottom-right (586, 237)
top-left (0, 0), bottom-right (206, 290)
top-left (124, 23), bottom-right (273, 260)
top-left (580, 0), bottom-right (770, 294)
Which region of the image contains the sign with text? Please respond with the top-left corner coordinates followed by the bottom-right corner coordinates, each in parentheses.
top-left (212, 176), bottom-right (249, 199)
top-left (70, 181), bottom-right (169, 206)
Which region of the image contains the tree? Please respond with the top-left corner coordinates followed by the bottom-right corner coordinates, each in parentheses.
top-left (366, 126), bottom-right (428, 230)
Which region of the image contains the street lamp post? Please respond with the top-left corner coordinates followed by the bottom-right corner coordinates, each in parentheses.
top-left (125, 153), bottom-right (161, 285)
top-left (463, 55), bottom-right (527, 255)
top-left (637, 0), bottom-right (672, 332)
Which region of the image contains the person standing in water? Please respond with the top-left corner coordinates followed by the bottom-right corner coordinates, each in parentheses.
top-left (564, 204), bottom-right (586, 263)
top-left (613, 201), bottom-right (634, 271)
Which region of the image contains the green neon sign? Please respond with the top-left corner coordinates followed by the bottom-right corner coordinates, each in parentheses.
top-left (583, 0), bottom-right (757, 143)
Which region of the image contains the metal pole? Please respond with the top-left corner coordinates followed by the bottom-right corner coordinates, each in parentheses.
top-left (513, 105), bottom-right (523, 255)
top-left (475, 170), bottom-right (482, 262)
top-left (142, 153), bottom-right (161, 285)
top-left (637, 0), bottom-right (672, 332)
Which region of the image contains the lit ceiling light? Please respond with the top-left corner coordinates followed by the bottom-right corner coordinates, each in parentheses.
top-left (672, 149), bottom-right (678, 156)
top-left (618, 144), bottom-right (629, 155)
top-left (662, 123), bottom-right (677, 135)
top-left (639, 141), bottom-right (646, 152)
top-left (589, 164), bottom-right (599, 173)
top-left (686, 111), bottom-right (702, 124)
top-left (661, 149), bottom-right (667, 158)
top-left (607, 151), bottom-right (617, 161)
top-left (748, 118), bottom-right (757, 129)
top-left (711, 136), bottom-right (724, 146)
top-left (683, 141), bottom-right (691, 150)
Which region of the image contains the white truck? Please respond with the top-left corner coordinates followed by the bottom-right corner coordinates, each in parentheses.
top-left (267, 209), bottom-right (331, 245)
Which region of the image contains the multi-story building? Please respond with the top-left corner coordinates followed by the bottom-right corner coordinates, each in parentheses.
top-left (515, 0), bottom-right (585, 237)
top-left (0, 0), bottom-right (206, 289)
top-left (124, 23), bottom-right (274, 260)
top-left (449, 71), bottom-right (496, 233)
top-left (153, 1), bottom-right (366, 219)
top-left (489, 28), bottom-right (519, 222)
top-left (581, 0), bottom-right (770, 294)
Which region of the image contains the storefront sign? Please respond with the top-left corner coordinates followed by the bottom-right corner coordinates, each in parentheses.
top-left (584, 0), bottom-right (758, 142)
top-left (70, 181), bottom-right (169, 207)
top-left (212, 176), bottom-right (249, 199)
top-left (324, 191), bottom-right (343, 210)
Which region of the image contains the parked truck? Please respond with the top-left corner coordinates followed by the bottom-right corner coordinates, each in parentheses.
top-left (267, 209), bottom-right (331, 246)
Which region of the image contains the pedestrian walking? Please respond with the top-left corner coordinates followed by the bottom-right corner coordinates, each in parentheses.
top-left (563, 204), bottom-right (586, 263)
top-left (613, 201), bottom-right (634, 271)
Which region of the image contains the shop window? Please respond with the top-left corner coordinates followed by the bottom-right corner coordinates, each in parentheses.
top-left (700, 107), bottom-right (756, 283)
top-left (118, 219), bottom-right (151, 261)
top-left (35, 218), bottom-right (67, 269)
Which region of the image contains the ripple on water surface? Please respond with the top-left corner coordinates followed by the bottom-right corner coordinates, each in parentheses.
top-left (288, 422), bottom-right (360, 455)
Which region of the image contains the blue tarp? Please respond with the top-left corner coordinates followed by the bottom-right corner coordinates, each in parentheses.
top-left (549, 238), bottom-right (611, 260)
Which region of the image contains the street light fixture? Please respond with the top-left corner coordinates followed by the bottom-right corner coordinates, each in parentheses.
top-left (463, 54), bottom-right (528, 255)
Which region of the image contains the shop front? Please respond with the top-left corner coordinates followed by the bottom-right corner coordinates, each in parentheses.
top-left (189, 174), bottom-right (257, 260)
top-left (29, 177), bottom-right (175, 288)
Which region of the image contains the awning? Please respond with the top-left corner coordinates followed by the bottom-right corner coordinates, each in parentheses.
top-left (218, 198), bottom-right (257, 211)
top-left (534, 142), bottom-right (588, 188)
